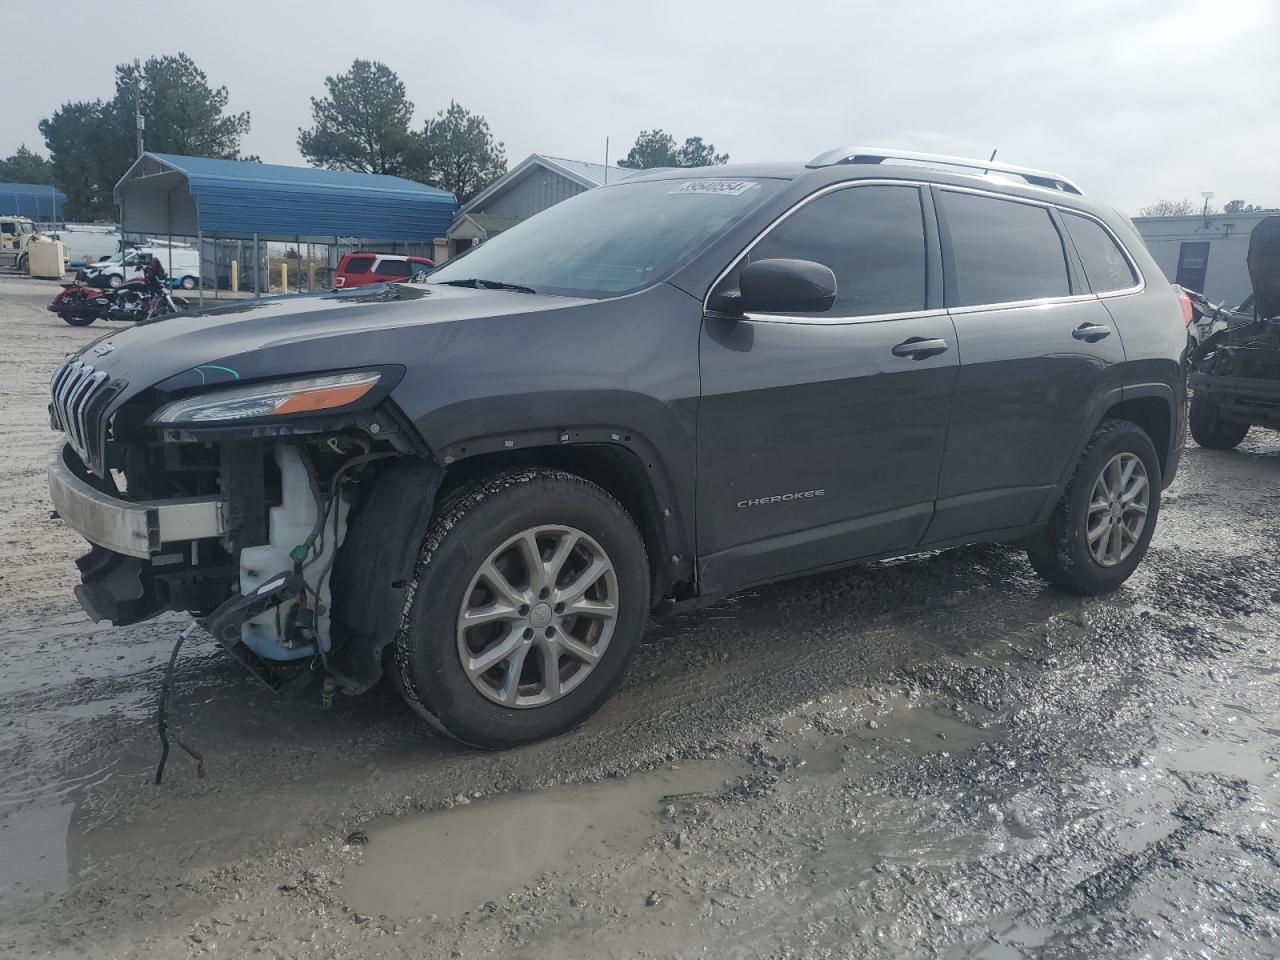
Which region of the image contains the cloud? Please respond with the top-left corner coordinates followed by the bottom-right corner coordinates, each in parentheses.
top-left (3, 0), bottom-right (1277, 212)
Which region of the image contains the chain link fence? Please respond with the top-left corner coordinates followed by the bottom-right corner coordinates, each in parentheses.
top-left (122, 232), bottom-right (440, 301)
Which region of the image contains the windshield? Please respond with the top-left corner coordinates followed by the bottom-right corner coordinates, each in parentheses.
top-left (428, 176), bottom-right (781, 298)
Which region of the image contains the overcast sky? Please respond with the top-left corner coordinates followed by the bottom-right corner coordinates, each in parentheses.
top-left (5, 0), bottom-right (1277, 212)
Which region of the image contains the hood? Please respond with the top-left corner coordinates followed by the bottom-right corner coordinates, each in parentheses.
top-left (69, 282), bottom-right (591, 397)
top-left (1248, 216), bottom-right (1280, 320)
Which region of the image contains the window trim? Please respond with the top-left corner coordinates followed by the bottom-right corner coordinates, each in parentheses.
top-left (934, 184), bottom-right (1078, 310)
top-left (1059, 208), bottom-right (1145, 300)
top-left (703, 179), bottom-right (938, 326)
top-left (705, 178), bottom-right (1145, 327)
top-left (934, 184), bottom-right (1145, 312)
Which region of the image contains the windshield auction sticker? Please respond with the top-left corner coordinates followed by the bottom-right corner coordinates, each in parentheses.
top-left (669, 180), bottom-right (759, 197)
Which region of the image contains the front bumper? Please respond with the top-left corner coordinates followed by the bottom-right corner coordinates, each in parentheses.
top-left (48, 443), bottom-right (225, 558)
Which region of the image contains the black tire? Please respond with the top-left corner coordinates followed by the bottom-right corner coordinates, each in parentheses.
top-left (107, 274), bottom-right (122, 289)
top-left (393, 468), bottom-right (650, 748)
top-left (1189, 393), bottom-right (1249, 450)
top-left (17, 254), bottom-right (28, 274)
top-left (62, 314), bottom-right (95, 327)
top-left (1026, 419), bottom-right (1161, 595)
top-left (180, 275), bottom-right (196, 290)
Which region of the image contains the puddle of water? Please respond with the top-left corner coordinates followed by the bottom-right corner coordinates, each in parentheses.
top-left (344, 761), bottom-right (737, 920)
top-left (0, 801), bottom-right (72, 903)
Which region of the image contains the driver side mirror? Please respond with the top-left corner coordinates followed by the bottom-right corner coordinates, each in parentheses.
top-left (709, 258), bottom-right (837, 315)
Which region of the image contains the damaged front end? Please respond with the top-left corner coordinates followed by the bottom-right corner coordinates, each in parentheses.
top-left (48, 359), bottom-right (439, 695)
top-left (1189, 216), bottom-right (1280, 430)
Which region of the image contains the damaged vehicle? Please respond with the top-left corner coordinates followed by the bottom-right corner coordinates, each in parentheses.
top-left (48, 147), bottom-right (1187, 749)
top-left (1188, 216), bottom-right (1280, 449)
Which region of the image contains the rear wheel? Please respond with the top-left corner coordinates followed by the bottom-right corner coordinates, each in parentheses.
top-left (62, 314), bottom-right (94, 327)
top-left (180, 275), bottom-right (196, 290)
top-left (1027, 419), bottom-right (1160, 595)
top-left (393, 468), bottom-right (650, 748)
top-left (1189, 393), bottom-right (1249, 450)
top-left (107, 274), bottom-right (122, 289)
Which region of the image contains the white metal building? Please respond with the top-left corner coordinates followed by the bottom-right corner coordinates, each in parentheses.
top-left (1133, 212), bottom-right (1274, 306)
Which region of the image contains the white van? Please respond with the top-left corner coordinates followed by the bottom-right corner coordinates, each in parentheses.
top-left (53, 224), bottom-right (121, 267)
top-left (80, 244), bottom-right (200, 289)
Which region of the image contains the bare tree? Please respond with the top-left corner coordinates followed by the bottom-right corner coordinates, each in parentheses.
top-left (1138, 198), bottom-right (1211, 217)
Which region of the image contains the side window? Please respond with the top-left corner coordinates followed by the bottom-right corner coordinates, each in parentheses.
top-left (941, 191), bottom-right (1070, 306)
top-left (1, 223), bottom-right (14, 235)
top-left (343, 256), bottom-right (374, 275)
top-left (1062, 213), bottom-right (1137, 293)
top-left (376, 259), bottom-right (412, 278)
top-left (733, 185), bottom-right (927, 317)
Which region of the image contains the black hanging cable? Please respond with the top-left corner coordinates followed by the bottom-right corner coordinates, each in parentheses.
top-left (155, 623), bottom-right (207, 785)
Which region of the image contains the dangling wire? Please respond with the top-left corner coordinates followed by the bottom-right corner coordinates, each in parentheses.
top-left (155, 622), bottom-right (207, 785)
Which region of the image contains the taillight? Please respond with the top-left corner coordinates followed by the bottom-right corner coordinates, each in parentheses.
top-left (335, 277), bottom-right (345, 288)
top-left (1177, 288), bottom-right (1194, 327)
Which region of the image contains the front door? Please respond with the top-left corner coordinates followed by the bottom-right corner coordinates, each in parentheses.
top-left (925, 187), bottom-right (1127, 543)
top-left (696, 183), bottom-right (958, 593)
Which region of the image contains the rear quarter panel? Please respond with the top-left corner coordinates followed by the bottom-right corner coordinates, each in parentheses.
top-left (1096, 211), bottom-right (1188, 478)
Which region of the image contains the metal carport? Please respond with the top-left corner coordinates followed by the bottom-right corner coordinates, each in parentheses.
top-left (0, 181), bottom-right (67, 222)
top-left (114, 153), bottom-right (457, 298)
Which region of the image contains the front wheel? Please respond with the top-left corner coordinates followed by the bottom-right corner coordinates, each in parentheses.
top-left (393, 468), bottom-right (650, 748)
top-left (1027, 419), bottom-right (1161, 595)
top-left (17, 254), bottom-right (28, 273)
top-left (107, 274), bottom-right (123, 289)
top-left (180, 275), bottom-right (196, 290)
top-left (1189, 393), bottom-right (1249, 450)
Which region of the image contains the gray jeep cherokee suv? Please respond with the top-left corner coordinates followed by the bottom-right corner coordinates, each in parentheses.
top-left (48, 147), bottom-right (1186, 747)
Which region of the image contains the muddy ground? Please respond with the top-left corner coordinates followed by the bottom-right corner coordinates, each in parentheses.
top-left (1, 273), bottom-right (1278, 959)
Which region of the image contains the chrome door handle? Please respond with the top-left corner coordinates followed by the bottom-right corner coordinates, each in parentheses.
top-left (1072, 323), bottom-right (1112, 342)
top-left (891, 337), bottom-right (949, 360)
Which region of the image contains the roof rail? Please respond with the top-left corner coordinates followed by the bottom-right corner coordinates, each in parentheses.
top-left (806, 146), bottom-right (1084, 196)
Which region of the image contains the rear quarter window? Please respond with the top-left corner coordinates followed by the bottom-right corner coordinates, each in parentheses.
top-left (1062, 212), bottom-right (1137, 293)
top-left (941, 191), bottom-right (1070, 306)
top-left (343, 255), bottom-right (374, 275)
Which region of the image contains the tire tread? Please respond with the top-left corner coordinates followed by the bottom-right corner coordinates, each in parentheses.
top-left (392, 467), bottom-right (643, 748)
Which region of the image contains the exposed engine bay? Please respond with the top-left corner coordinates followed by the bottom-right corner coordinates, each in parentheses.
top-left (1189, 216), bottom-right (1280, 431)
top-left (49, 355), bottom-right (438, 697)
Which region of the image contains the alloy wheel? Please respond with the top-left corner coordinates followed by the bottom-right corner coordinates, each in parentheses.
top-left (1086, 452), bottom-right (1149, 567)
top-left (456, 524), bottom-right (619, 708)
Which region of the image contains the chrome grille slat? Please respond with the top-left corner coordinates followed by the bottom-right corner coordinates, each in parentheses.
top-left (67, 370), bottom-right (105, 450)
top-left (65, 372), bottom-right (94, 451)
top-left (59, 364), bottom-right (89, 451)
top-left (48, 357), bottom-right (112, 472)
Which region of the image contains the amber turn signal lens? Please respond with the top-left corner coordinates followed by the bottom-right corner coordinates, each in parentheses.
top-left (272, 382), bottom-right (377, 415)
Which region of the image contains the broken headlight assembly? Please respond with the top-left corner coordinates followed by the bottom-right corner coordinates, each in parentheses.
top-left (149, 371), bottom-right (382, 424)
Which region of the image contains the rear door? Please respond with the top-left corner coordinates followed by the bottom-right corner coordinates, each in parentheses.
top-left (373, 257), bottom-right (413, 282)
top-left (926, 187), bottom-right (1126, 543)
top-left (697, 182), bottom-right (959, 592)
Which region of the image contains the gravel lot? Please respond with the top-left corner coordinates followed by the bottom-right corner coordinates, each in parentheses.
top-left (1, 272), bottom-right (1279, 959)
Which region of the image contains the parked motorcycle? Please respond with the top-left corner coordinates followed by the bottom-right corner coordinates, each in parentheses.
top-left (48, 279), bottom-right (189, 327)
top-left (106, 285), bottom-right (189, 323)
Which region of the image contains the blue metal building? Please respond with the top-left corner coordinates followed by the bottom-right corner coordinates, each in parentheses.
top-left (114, 153), bottom-right (457, 243)
top-left (0, 181), bottom-right (67, 221)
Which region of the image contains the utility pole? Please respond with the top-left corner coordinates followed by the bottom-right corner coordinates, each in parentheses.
top-left (135, 80), bottom-right (145, 158)
top-left (604, 137), bottom-right (609, 184)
